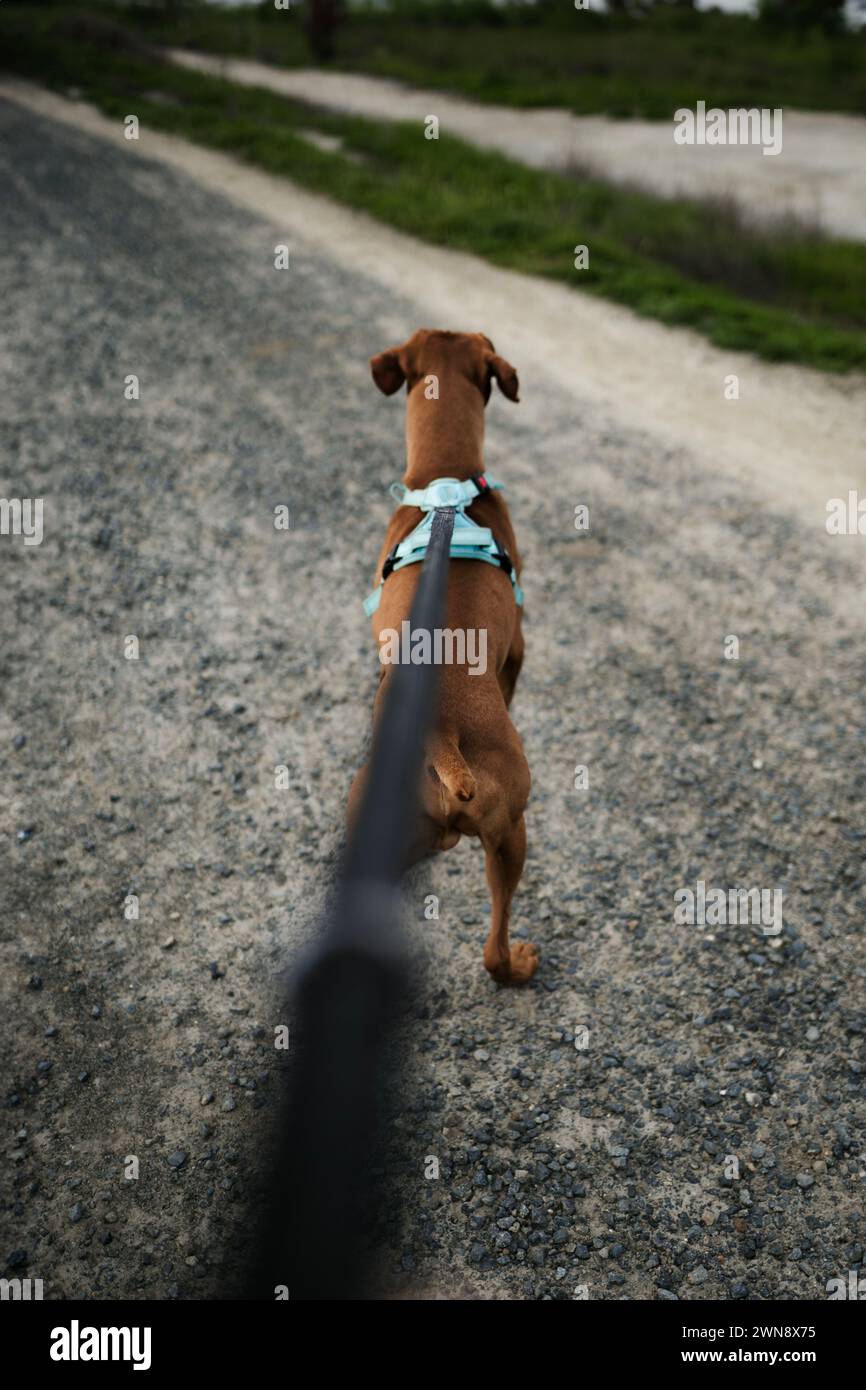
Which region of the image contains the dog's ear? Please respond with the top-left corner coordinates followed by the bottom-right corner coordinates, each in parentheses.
top-left (486, 351), bottom-right (519, 403)
top-left (370, 346), bottom-right (407, 396)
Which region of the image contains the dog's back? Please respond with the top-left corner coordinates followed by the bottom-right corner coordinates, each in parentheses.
top-left (350, 330), bottom-right (539, 985)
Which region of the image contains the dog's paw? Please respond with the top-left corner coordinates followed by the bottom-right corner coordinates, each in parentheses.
top-left (486, 940), bottom-right (540, 986)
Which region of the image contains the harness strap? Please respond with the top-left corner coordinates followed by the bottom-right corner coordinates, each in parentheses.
top-left (363, 474), bottom-right (523, 617)
top-left (389, 472), bottom-right (502, 512)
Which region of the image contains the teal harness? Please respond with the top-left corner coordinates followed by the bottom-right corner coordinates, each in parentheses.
top-left (363, 472), bottom-right (524, 617)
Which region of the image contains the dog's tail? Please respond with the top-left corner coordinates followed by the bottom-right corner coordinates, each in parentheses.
top-left (429, 736), bottom-right (476, 803)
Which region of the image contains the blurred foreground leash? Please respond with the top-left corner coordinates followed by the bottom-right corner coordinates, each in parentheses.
top-left (245, 508), bottom-right (456, 1300)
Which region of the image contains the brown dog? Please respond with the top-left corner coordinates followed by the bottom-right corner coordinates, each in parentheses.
top-left (349, 329), bottom-right (538, 985)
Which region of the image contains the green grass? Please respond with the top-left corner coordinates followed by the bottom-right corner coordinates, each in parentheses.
top-left (116, 1), bottom-right (866, 120)
top-left (3, 5), bottom-right (866, 373)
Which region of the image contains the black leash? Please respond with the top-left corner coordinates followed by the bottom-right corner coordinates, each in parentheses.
top-left (245, 508), bottom-right (456, 1300)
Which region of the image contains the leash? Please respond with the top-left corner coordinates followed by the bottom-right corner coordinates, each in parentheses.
top-left (247, 507), bottom-right (457, 1300)
top-left (363, 471), bottom-right (523, 616)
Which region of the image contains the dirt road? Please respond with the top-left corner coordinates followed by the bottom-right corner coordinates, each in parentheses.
top-left (1, 82), bottom-right (865, 1302)
top-left (172, 51), bottom-right (866, 242)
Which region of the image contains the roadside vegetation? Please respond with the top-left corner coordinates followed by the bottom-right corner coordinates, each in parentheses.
top-left (3, 3), bottom-right (866, 372)
top-left (115, 0), bottom-right (866, 120)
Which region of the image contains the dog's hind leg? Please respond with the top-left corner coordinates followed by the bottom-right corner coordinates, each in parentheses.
top-left (481, 816), bottom-right (539, 985)
top-left (498, 626), bottom-right (525, 708)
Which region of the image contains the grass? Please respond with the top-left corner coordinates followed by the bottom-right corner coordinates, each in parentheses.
top-left (116, 1), bottom-right (866, 120)
top-left (3, 5), bottom-right (866, 373)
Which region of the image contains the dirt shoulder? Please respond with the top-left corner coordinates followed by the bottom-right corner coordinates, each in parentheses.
top-left (2, 83), bottom-right (865, 1303)
top-left (170, 51), bottom-right (866, 244)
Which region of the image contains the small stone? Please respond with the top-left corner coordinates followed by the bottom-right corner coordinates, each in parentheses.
top-left (689, 1266), bottom-right (709, 1284)
top-left (68, 1203), bottom-right (85, 1224)
top-left (200, 1092), bottom-right (215, 1106)
top-left (796, 1173), bottom-right (814, 1189)
top-left (167, 1150), bottom-right (188, 1170)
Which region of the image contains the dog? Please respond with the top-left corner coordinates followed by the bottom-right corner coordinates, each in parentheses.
top-left (349, 329), bottom-right (538, 986)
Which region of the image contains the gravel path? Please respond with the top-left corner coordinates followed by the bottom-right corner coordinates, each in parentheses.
top-left (171, 50), bottom-right (866, 242)
top-left (1, 83), bottom-right (865, 1302)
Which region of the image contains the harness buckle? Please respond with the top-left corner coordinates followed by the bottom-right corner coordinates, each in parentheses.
top-left (429, 482), bottom-right (463, 508)
top-left (381, 543), bottom-right (398, 581)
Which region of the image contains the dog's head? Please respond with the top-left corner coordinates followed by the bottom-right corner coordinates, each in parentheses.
top-left (370, 329), bottom-right (519, 405)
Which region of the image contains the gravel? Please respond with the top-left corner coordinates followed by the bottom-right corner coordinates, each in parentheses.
top-left (0, 94), bottom-right (864, 1303)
